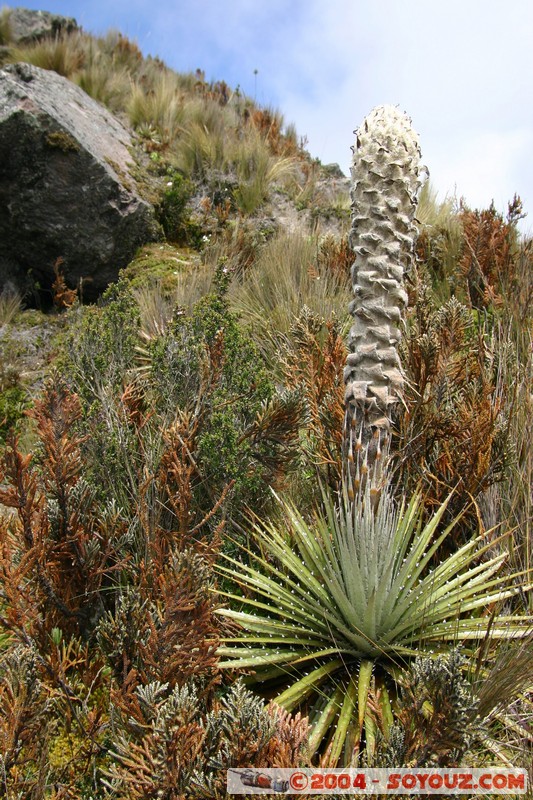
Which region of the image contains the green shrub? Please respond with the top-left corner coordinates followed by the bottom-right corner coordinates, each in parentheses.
top-left (56, 281), bottom-right (144, 511)
top-left (60, 278), bottom-right (140, 404)
top-left (149, 265), bottom-right (297, 512)
top-left (158, 171), bottom-right (203, 247)
top-left (59, 266), bottom-right (298, 523)
top-left (0, 384), bottom-right (27, 446)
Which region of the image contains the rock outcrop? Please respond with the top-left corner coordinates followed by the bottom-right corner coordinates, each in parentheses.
top-left (0, 62), bottom-right (158, 301)
top-left (3, 7), bottom-right (78, 44)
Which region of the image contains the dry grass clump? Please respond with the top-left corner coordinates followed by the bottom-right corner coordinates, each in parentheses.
top-left (229, 230), bottom-right (351, 363)
top-left (75, 61), bottom-right (131, 112)
top-left (6, 30), bottom-right (87, 75)
top-left (127, 71), bottom-right (186, 147)
top-left (415, 182), bottom-right (464, 300)
top-left (0, 288), bottom-right (22, 326)
top-left (0, 5), bottom-right (12, 45)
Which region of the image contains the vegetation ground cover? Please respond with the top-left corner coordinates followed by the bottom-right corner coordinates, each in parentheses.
top-left (0, 12), bottom-right (531, 798)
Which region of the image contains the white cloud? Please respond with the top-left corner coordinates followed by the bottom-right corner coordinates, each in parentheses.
top-left (427, 127), bottom-right (532, 212)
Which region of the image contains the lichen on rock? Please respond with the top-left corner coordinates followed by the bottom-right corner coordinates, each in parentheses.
top-left (0, 62), bottom-right (158, 302)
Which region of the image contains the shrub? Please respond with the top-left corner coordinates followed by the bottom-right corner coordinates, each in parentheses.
top-left (396, 287), bottom-right (511, 533)
top-left (158, 170), bottom-right (203, 246)
top-left (0, 384), bottom-right (27, 447)
top-left (0, 645), bottom-right (50, 795)
top-left (380, 649), bottom-right (478, 767)
top-left (59, 266), bottom-right (300, 524)
top-left (104, 680), bottom-right (308, 798)
top-left (458, 195), bottom-right (524, 309)
top-left (60, 278), bottom-right (140, 405)
top-left (147, 265), bottom-right (300, 514)
top-left (280, 309), bottom-right (347, 494)
top-left (0, 384), bottom-right (128, 643)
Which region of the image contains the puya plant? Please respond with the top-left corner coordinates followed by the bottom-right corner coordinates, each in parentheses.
top-left (344, 105), bottom-right (424, 491)
top-left (215, 106), bottom-right (532, 768)
top-left (215, 483), bottom-right (531, 766)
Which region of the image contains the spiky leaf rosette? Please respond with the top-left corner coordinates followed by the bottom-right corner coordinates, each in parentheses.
top-left (216, 486), bottom-right (531, 766)
top-left (345, 105), bottom-right (425, 484)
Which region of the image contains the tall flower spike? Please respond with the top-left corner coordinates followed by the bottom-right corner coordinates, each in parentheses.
top-left (344, 105), bottom-right (425, 488)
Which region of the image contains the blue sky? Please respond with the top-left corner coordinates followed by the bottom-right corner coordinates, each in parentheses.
top-left (7, 1), bottom-right (533, 232)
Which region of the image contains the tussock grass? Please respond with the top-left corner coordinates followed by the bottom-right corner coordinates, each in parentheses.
top-left (96, 29), bottom-right (144, 71)
top-left (75, 61), bottom-right (131, 112)
top-left (8, 31), bottom-right (87, 77)
top-left (169, 101), bottom-right (301, 210)
top-left (230, 230), bottom-right (351, 362)
top-left (497, 327), bottom-right (533, 599)
top-left (0, 6), bottom-right (11, 46)
top-left (173, 117), bottom-right (227, 176)
top-left (0, 288), bottom-right (22, 326)
top-left (416, 181), bottom-right (464, 300)
top-left (128, 72), bottom-right (185, 145)
top-left (475, 239), bottom-right (532, 602)
top-left (132, 267), bottom-right (215, 342)
top-left (231, 132), bottom-right (299, 213)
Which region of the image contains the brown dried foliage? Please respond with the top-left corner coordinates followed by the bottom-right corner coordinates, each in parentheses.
top-left (282, 310), bottom-right (347, 488)
top-left (245, 107), bottom-right (300, 157)
top-left (111, 33), bottom-right (143, 68)
top-left (0, 382), bottom-right (126, 644)
top-left (0, 647), bottom-right (47, 785)
top-left (0, 634), bottom-right (112, 795)
top-left (193, 69), bottom-right (232, 105)
top-left (395, 284), bottom-right (509, 530)
top-left (318, 233), bottom-right (353, 282)
top-left (262, 704), bottom-right (310, 768)
top-left (458, 196), bottom-right (524, 309)
top-left (107, 548), bottom-right (222, 693)
top-left (156, 413), bottom-right (225, 547)
top-left (52, 257), bottom-right (78, 310)
top-left (105, 683), bottom-right (308, 800)
top-left (0, 374), bottom-right (308, 796)
top-left (96, 400), bottom-right (229, 692)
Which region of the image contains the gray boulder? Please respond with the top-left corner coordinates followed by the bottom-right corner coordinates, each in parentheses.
top-left (2, 7), bottom-right (78, 45)
top-left (0, 62), bottom-right (158, 301)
